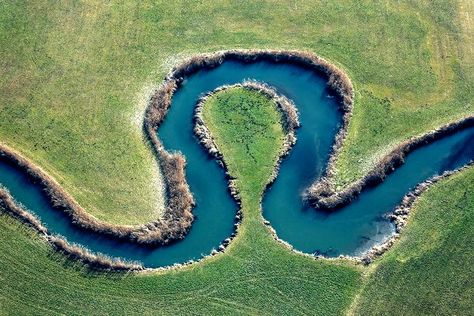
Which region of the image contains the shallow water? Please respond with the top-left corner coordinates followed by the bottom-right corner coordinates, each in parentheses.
top-left (0, 59), bottom-right (472, 267)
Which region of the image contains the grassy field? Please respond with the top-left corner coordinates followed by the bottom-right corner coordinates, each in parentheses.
top-left (1, 0), bottom-right (473, 314)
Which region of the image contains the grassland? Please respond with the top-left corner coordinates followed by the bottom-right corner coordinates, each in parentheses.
top-left (201, 86), bottom-right (288, 186)
top-left (0, 0), bottom-right (473, 314)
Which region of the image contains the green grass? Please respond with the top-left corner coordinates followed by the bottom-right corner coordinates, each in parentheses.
top-left (201, 87), bottom-right (287, 196)
top-left (0, 85), bottom-right (361, 315)
top-left (0, 0), bottom-right (473, 314)
top-left (353, 167), bottom-right (474, 315)
top-left (1, 0), bottom-right (472, 224)
top-left (0, 213), bottom-right (361, 315)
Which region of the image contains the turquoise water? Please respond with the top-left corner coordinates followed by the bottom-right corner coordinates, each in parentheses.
top-left (0, 59), bottom-right (473, 267)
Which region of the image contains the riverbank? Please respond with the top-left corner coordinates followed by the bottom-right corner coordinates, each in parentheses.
top-left (306, 116), bottom-right (474, 209)
top-left (0, 186), bottom-right (142, 271)
top-left (0, 49), bottom-right (353, 270)
top-left (361, 162), bottom-right (474, 264)
top-left (1, 49), bottom-right (472, 270)
top-left (353, 166), bottom-right (474, 314)
top-left (0, 143), bottom-right (192, 246)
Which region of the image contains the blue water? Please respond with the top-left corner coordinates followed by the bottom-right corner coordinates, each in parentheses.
top-left (0, 59), bottom-right (473, 267)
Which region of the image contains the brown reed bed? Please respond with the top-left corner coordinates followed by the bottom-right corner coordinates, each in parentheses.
top-left (0, 143), bottom-right (191, 246)
top-left (48, 236), bottom-right (143, 271)
top-left (0, 48), bottom-right (471, 267)
top-left (0, 187), bottom-right (47, 234)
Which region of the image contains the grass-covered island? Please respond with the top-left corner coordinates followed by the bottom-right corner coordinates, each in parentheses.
top-left (1, 0), bottom-right (473, 315)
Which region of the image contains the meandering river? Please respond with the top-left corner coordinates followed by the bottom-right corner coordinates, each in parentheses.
top-left (0, 60), bottom-right (472, 267)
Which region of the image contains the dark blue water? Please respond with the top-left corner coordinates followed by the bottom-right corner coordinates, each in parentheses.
top-left (0, 59), bottom-right (472, 267)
